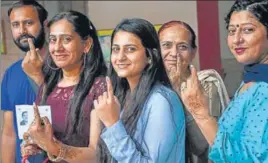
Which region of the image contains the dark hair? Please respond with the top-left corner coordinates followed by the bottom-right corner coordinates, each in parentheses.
top-left (158, 20), bottom-right (197, 49)
top-left (98, 18), bottom-right (171, 163)
top-left (8, 0), bottom-right (48, 24)
top-left (225, 0), bottom-right (268, 37)
top-left (22, 111), bottom-right (27, 116)
top-left (40, 10), bottom-right (107, 146)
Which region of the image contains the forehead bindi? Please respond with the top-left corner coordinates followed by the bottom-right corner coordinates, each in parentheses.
top-left (229, 11), bottom-right (260, 27)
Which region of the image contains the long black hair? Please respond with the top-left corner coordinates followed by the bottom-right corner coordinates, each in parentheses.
top-left (40, 10), bottom-right (107, 146)
top-left (225, 0), bottom-right (268, 37)
top-left (98, 18), bottom-right (171, 162)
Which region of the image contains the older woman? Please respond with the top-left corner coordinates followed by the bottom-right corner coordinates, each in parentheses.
top-left (158, 21), bottom-right (229, 163)
top-left (21, 10), bottom-right (107, 163)
top-left (181, 0), bottom-right (268, 162)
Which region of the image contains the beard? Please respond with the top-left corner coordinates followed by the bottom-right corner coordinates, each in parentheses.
top-left (13, 27), bottom-right (46, 52)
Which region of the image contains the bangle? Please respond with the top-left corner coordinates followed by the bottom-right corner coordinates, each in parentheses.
top-left (47, 139), bottom-right (67, 162)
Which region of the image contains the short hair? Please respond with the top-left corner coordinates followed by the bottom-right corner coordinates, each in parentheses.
top-left (8, 0), bottom-right (48, 24)
top-left (158, 20), bottom-right (197, 49)
top-left (22, 111), bottom-right (27, 116)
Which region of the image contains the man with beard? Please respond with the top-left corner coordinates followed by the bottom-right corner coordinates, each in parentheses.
top-left (1, 0), bottom-right (47, 162)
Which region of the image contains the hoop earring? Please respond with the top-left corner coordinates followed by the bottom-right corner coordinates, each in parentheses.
top-left (46, 55), bottom-right (60, 70)
top-left (83, 53), bottom-right (87, 69)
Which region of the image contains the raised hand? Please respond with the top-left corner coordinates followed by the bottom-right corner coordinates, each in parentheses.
top-left (180, 65), bottom-right (209, 119)
top-left (24, 103), bottom-right (55, 152)
top-left (22, 38), bottom-right (44, 83)
top-left (93, 77), bottom-right (121, 127)
top-left (168, 53), bottom-right (184, 93)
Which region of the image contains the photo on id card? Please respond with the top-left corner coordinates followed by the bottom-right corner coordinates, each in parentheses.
top-left (15, 105), bottom-right (52, 140)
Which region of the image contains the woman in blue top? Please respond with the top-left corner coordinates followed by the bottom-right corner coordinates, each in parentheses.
top-left (181, 1), bottom-right (268, 163)
top-left (93, 18), bottom-right (185, 163)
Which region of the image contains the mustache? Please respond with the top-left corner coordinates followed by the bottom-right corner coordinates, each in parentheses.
top-left (17, 34), bottom-right (36, 42)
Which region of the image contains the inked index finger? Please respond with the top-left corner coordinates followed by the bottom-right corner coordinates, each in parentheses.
top-left (106, 76), bottom-right (114, 100)
top-left (189, 65), bottom-right (199, 87)
top-left (33, 102), bottom-right (41, 123)
top-left (28, 38), bottom-right (36, 51)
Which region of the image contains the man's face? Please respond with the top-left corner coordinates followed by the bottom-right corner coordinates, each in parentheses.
top-left (9, 5), bottom-right (45, 52)
top-left (22, 112), bottom-right (28, 121)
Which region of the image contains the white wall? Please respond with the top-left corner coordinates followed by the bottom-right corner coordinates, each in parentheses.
top-left (87, 1), bottom-right (200, 69)
top-left (218, 1), bottom-right (234, 60)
